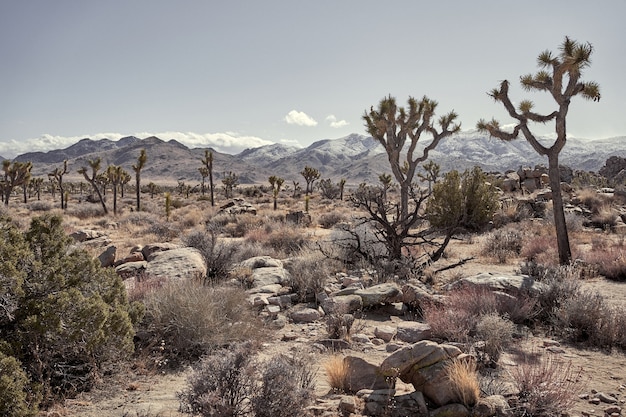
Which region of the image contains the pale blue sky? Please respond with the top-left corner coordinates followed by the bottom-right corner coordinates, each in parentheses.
top-left (1, 0), bottom-right (624, 157)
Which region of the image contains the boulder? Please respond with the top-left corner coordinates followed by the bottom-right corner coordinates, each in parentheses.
top-left (374, 325), bottom-right (396, 342)
top-left (141, 242), bottom-right (181, 261)
top-left (354, 283), bottom-right (402, 307)
top-left (321, 294), bottom-right (363, 314)
top-left (396, 322), bottom-right (432, 343)
top-left (344, 356), bottom-right (391, 392)
top-left (394, 391), bottom-right (428, 417)
top-left (446, 272), bottom-right (546, 296)
top-left (473, 395), bottom-right (512, 417)
top-left (285, 210), bottom-right (312, 226)
top-left (251, 266), bottom-right (290, 287)
top-left (289, 307), bottom-right (321, 323)
top-left (239, 256), bottom-right (283, 269)
top-left (69, 229), bottom-right (106, 242)
top-left (430, 403), bottom-right (470, 417)
top-left (145, 247), bottom-right (206, 280)
top-left (98, 245), bottom-right (116, 267)
top-left (115, 261), bottom-right (148, 279)
top-left (401, 281), bottom-right (439, 309)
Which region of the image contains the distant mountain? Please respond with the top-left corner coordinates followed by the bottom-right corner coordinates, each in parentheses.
top-left (13, 132), bottom-right (626, 186)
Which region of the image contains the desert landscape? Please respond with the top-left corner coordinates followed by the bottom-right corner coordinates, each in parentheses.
top-left (1, 129), bottom-right (626, 417)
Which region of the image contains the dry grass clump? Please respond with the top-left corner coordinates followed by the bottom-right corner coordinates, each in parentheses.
top-left (482, 228), bottom-right (523, 263)
top-left (586, 204), bottom-right (619, 229)
top-left (509, 354), bottom-right (585, 417)
top-left (446, 358), bottom-right (480, 408)
top-left (285, 250), bottom-right (333, 302)
top-left (246, 223), bottom-right (309, 256)
top-left (27, 200), bottom-right (53, 212)
top-left (475, 313), bottom-right (515, 362)
top-left (65, 203), bottom-right (105, 219)
top-left (317, 211), bottom-right (347, 229)
top-left (583, 246), bottom-right (626, 281)
top-left (139, 281), bottom-right (266, 365)
top-left (493, 198), bottom-right (532, 227)
top-left (182, 229), bottom-right (237, 283)
top-left (324, 355), bottom-right (348, 392)
top-left (575, 187), bottom-right (611, 213)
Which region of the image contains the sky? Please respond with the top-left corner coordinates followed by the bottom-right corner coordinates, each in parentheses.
top-left (1, 0), bottom-right (625, 158)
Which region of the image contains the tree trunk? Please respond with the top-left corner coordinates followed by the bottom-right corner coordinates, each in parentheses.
top-left (113, 185), bottom-right (118, 215)
top-left (92, 180), bottom-right (108, 214)
top-left (135, 173), bottom-right (141, 211)
top-left (209, 171), bottom-right (214, 206)
top-left (548, 152), bottom-right (571, 265)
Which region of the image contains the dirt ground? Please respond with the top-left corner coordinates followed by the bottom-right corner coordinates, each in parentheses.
top-left (56, 247), bottom-right (626, 417)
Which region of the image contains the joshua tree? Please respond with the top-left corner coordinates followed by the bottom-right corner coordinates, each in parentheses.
top-left (1, 160), bottom-right (32, 206)
top-left (133, 149), bottom-right (147, 211)
top-left (31, 177), bottom-right (44, 200)
top-left (199, 167), bottom-right (209, 196)
top-left (292, 181), bottom-right (301, 198)
top-left (78, 157), bottom-right (108, 214)
top-left (120, 169), bottom-right (131, 198)
top-left (269, 175), bottom-right (285, 210)
top-left (106, 165), bottom-right (124, 215)
top-left (48, 160), bottom-right (70, 209)
top-left (351, 95), bottom-right (460, 262)
top-left (477, 36), bottom-right (600, 265)
top-left (319, 178), bottom-right (340, 200)
top-left (300, 166), bottom-right (320, 195)
top-left (201, 150), bottom-right (215, 206)
top-left (222, 171), bottom-right (239, 199)
top-left (378, 173), bottom-right (393, 202)
top-left (147, 182), bottom-right (160, 199)
top-left (339, 178), bottom-right (346, 200)
top-left (418, 160), bottom-right (440, 193)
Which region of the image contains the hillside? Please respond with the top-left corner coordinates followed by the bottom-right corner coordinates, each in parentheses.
top-left (11, 132), bottom-right (626, 185)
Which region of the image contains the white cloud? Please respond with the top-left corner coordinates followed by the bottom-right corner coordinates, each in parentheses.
top-left (0, 131), bottom-right (274, 158)
top-left (284, 110), bottom-right (318, 127)
top-left (326, 115), bottom-right (349, 128)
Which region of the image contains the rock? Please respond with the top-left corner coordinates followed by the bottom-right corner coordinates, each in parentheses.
top-left (380, 340), bottom-right (463, 406)
top-left (344, 356), bottom-right (391, 392)
top-left (401, 281), bottom-right (439, 309)
top-left (251, 267), bottom-right (291, 287)
top-left (144, 247), bottom-right (207, 280)
top-left (374, 325), bottom-right (396, 342)
top-left (396, 322), bottom-right (432, 343)
top-left (289, 307), bottom-right (321, 323)
top-left (98, 245), bottom-right (116, 267)
top-left (338, 395), bottom-right (357, 414)
top-left (219, 199), bottom-right (257, 215)
top-left (321, 294), bottom-right (363, 314)
top-left (351, 333), bottom-right (371, 344)
top-left (239, 256), bottom-right (283, 269)
top-left (285, 210), bottom-right (311, 225)
top-left (69, 229), bottom-right (106, 242)
top-left (473, 395), bottom-right (511, 417)
top-left (267, 294), bottom-right (296, 307)
top-left (115, 261), bottom-right (148, 278)
top-left (394, 390), bottom-right (428, 416)
top-left (358, 389), bottom-right (396, 416)
top-left (115, 251), bottom-right (145, 266)
top-left (597, 392), bottom-right (618, 404)
top-left (604, 406), bottom-right (621, 415)
top-left (430, 403), bottom-right (470, 417)
top-left (447, 272), bottom-right (546, 296)
top-left (354, 283), bottom-right (402, 307)
top-left (141, 242), bottom-right (180, 261)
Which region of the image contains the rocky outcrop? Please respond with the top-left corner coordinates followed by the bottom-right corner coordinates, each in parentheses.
top-left (446, 272), bottom-right (546, 296)
top-left (144, 247), bottom-right (207, 280)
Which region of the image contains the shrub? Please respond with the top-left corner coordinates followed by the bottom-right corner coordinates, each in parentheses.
top-left (509, 354), bottom-right (584, 417)
top-left (251, 354), bottom-right (316, 417)
top-left (26, 201), bottom-right (52, 212)
top-left (326, 313), bottom-right (356, 340)
top-left (423, 303), bottom-right (475, 343)
top-left (475, 313), bottom-right (515, 362)
top-left (446, 358), bottom-right (480, 408)
top-left (148, 220), bottom-right (181, 241)
top-left (182, 229), bottom-right (237, 283)
top-left (317, 211), bottom-right (346, 229)
top-left (264, 225), bottom-right (308, 255)
top-left (285, 251), bottom-right (332, 302)
top-left (586, 204), bottom-right (618, 229)
top-left (324, 355), bottom-right (348, 392)
top-left (582, 246), bottom-right (626, 282)
top-left (0, 353), bottom-right (40, 417)
top-left (483, 229), bottom-right (523, 263)
top-left (140, 281), bottom-right (265, 364)
top-left (0, 214), bottom-right (140, 403)
top-left (493, 199), bottom-right (532, 227)
top-left (178, 342), bottom-right (255, 417)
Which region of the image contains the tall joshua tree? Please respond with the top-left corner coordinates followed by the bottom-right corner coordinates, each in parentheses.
top-left (48, 160), bottom-right (69, 209)
top-left (78, 157), bottom-right (108, 214)
top-left (269, 175), bottom-right (284, 210)
top-left (106, 165), bottom-right (124, 215)
top-left (300, 166), bottom-right (320, 196)
top-left (364, 95), bottom-right (460, 223)
top-left (201, 150), bottom-right (215, 206)
top-left (477, 36), bottom-right (600, 265)
top-left (1, 160), bottom-right (32, 206)
top-left (133, 149), bottom-right (147, 211)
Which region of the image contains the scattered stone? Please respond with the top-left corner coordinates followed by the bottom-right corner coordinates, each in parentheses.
top-left (395, 322), bottom-right (432, 343)
top-left (604, 405), bottom-right (622, 415)
top-left (141, 242), bottom-right (180, 261)
top-left (338, 395), bottom-right (357, 414)
top-left (290, 307), bottom-right (321, 323)
top-left (374, 325), bottom-right (396, 342)
top-left (98, 245), bottom-right (117, 267)
top-left (69, 229), bottom-right (106, 242)
top-left (446, 272), bottom-right (546, 296)
top-left (598, 392), bottom-right (618, 404)
top-left (321, 294), bottom-right (363, 314)
top-left (351, 333), bottom-right (371, 344)
top-left (219, 199), bottom-right (257, 215)
top-left (589, 397), bottom-right (601, 405)
top-left (394, 391), bottom-right (428, 416)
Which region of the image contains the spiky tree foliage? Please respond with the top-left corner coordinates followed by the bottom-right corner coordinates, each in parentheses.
top-left (201, 150), bottom-right (215, 206)
top-left (0, 214), bottom-right (140, 404)
top-left (477, 36), bottom-right (600, 265)
top-left (1, 160), bottom-right (33, 206)
top-left (418, 160), bottom-right (440, 193)
top-left (318, 178), bottom-right (340, 200)
top-left (300, 166), bottom-right (320, 195)
top-left (119, 169), bottom-right (131, 198)
top-left (132, 149), bottom-right (147, 211)
top-left (222, 171), bottom-right (239, 199)
top-left (48, 160), bottom-right (69, 209)
top-left (199, 166), bottom-right (209, 196)
top-left (78, 157), bottom-right (108, 214)
top-left (378, 173), bottom-right (393, 201)
top-left (147, 182), bottom-right (160, 199)
top-left (269, 175), bottom-right (285, 210)
top-left (364, 95), bottom-right (460, 221)
top-left (30, 177), bottom-right (44, 201)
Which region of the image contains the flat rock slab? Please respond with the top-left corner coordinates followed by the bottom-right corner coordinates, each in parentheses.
top-left (446, 272), bottom-right (546, 295)
top-left (145, 247), bottom-right (206, 280)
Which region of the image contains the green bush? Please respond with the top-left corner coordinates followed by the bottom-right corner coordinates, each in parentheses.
top-left (0, 214), bottom-right (142, 403)
top-left (427, 166), bottom-right (499, 233)
top-left (0, 352), bottom-right (40, 417)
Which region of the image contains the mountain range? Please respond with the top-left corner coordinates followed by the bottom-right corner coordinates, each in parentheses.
top-left (5, 131), bottom-right (626, 186)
